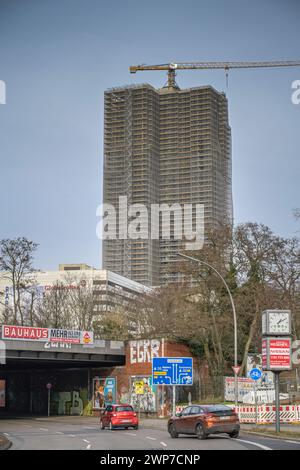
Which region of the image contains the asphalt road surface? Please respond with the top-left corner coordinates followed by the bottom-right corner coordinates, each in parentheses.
top-left (1, 417), bottom-right (300, 451)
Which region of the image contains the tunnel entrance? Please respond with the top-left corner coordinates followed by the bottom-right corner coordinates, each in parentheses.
top-left (1, 368), bottom-right (94, 416)
top-left (0, 334), bottom-right (125, 416)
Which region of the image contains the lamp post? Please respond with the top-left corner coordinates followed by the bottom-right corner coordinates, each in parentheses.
top-left (177, 253), bottom-right (239, 408)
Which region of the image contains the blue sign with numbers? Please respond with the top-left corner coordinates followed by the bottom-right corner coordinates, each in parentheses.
top-left (152, 357), bottom-right (193, 385)
top-left (249, 368), bottom-right (262, 381)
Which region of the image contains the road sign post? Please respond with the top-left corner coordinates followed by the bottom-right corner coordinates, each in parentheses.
top-left (152, 357), bottom-right (193, 386)
top-left (172, 385), bottom-right (176, 417)
top-left (152, 357), bottom-right (193, 417)
top-left (232, 366), bottom-right (241, 406)
top-left (275, 371), bottom-right (280, 433)
top-left (249, 368), bottom-right (262, 424)
top-left (46, 383), bottom-right (52, 417)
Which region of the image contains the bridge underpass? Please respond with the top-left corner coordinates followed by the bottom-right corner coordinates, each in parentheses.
top-left (0, 337), bottom-right (125, 416)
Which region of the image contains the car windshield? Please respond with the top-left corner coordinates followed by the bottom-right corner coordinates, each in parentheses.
top-left (204, 405), bottom-right (231, 412)
top-left (115, 406), bottom-right (133, 412)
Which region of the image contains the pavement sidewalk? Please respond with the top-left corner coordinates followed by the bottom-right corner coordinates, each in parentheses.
top-left (240, 423), bottom-right (300, 439)
top-left (140, 417), bottom-right (169, 430)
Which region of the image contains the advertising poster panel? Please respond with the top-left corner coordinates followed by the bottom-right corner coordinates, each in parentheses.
top-left (0, 380), bottom-right (5, 407)
top-left (93, 377), bottom-right (116, 409)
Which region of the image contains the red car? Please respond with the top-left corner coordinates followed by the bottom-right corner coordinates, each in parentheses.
top-left (100, 404), bottom-right (139, 430)
top-left (168, 404), bottom-right (240, 440)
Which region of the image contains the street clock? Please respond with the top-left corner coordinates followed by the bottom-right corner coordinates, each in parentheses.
top-left (262, 310), bottom-right (291, 336)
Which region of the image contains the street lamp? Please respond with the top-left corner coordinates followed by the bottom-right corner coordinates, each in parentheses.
top-left (177, 252), bottom-right (239, 408)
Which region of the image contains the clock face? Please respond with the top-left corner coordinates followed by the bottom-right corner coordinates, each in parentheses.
top-left (268, 311), bottom-right (290, 334)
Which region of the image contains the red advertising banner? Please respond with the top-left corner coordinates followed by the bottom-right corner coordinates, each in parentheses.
top-left (269, 338), bottom-right (291, 369)
top-left (1, 325), bottom-right (94, 345)
top-left (262, 337), bottom-right (292, 370)
top-left (2, 325), bottom-right (49, 342)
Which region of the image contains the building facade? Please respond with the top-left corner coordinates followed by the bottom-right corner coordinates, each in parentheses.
top-left (103, 82), bottom-right (232, 286)
top-left (0, 265), bottom-right (150, 327)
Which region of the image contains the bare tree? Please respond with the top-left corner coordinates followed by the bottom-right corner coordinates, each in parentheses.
top-left (34, 274), bottom-right (95, 330)
top-left (0, 237), bottom-right (38, 325)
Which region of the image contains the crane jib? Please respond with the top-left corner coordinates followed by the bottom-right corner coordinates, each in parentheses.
top-left (129, 61), bottom-right (300, 73)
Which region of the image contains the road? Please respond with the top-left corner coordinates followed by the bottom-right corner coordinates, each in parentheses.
top-left (1, 417), bottom-right (300, 450)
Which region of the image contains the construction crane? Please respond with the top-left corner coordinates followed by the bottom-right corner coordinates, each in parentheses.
top-left (129, 60), bottom-right (300, 88)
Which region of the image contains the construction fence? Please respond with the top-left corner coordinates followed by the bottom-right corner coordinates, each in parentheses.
top-left (235, 404), bottom-right (300, 424)
top-left (175, 404), bottom-right (300, 424)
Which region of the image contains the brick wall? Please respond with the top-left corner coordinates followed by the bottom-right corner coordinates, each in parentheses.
top-left (91, 338), bottom-right (207, 415)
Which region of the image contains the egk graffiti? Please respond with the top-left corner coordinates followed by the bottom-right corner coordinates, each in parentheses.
top-left (130, 339), bottom-right (161, 364)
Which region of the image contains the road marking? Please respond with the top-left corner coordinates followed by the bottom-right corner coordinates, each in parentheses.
top-left (160, 441), bottom-right (167, 447)
top-left (236, 438), bottom-right (272, 450)
top-left (39, 428), bottom-right (48, 432)
top-left (285, 440), bottom-right (300, 445)
top-left (126, 433), bottom-right (137, 436)
top-left (69, 434), bottom-right (76, 438)
top-left (3, 433), bottom-right (9, 436)
top-left (86, 444), bottom-right (91, 450)
top-left (56, 431), bottom-right (64, 435)
top-left (83, 439), bottom-right (90, 444)
top-left (146, 436), bottom-right (157, 441)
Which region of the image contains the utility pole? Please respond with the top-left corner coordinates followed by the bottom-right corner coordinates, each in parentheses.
top-left (177, 253), bottom-right (239, 408)
top-left (275, 371), bottom-right (281, 433)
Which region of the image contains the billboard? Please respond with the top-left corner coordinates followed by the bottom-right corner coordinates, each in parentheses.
top-left (262, 337), bottom-right (292, 371)
top-left (224, 377), bottom-right (254, 402)
top-left (1, 325), bottom-right (93, 345)
top-left (2, 325), bottom-right (49, 342)
top-left (93, 377), bottom-right (116, 409)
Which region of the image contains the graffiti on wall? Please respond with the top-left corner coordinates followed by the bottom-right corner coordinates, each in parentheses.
top-left (52, 389), bottom-right (88, 415)
top-left (130, 339), bottom-right (161, 364)
top-left (130, 377), bottom-right (156, 412)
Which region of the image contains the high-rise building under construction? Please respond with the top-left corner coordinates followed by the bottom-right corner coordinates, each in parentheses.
top-left (103, 82), bottom-right (232, 286)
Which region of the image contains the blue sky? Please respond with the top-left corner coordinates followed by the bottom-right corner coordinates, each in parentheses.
top-left (0, 0), bottom-right (299, 270)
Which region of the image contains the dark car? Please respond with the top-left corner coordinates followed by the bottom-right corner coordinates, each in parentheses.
top-left (168, 404), bottom-right (240, 440)
top-left (100, 404), bottom-right (139, 430)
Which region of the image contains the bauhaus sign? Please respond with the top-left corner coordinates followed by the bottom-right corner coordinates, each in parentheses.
top-left (1, 325), bottom-right (93, 345)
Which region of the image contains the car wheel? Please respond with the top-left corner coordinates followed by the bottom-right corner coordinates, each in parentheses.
top-left (133, 425), bottom-right (138, 430)
top-left (229, 430), bottom-right (239, 439)
top-left (100, 421), bottom-right (105, 430)
top-left (169, 424), bottom-right (179, 438)
top-left (109, 421), bottom-right (114, 431)
top-left (196, 423), bottom-right (207, 440)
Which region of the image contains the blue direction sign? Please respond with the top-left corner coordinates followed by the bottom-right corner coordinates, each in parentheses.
top-left (249, 368), bottom-right (262, 381)
top-left (152, 357), bottom-right (193, 385)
